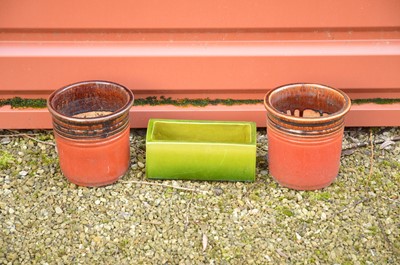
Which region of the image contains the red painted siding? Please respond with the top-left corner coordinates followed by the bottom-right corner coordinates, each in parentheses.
top-left (1, 0), bottom-right (400, 128)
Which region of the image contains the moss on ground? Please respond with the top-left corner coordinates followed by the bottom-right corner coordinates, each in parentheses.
top-left (0, 150), bottom-right (14, 169)
top-left (275, 206), bottom-right (294, 217)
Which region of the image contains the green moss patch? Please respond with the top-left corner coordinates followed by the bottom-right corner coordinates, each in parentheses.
top-left (0, 97), bottom-right (46, 108)
top-left (276, 206), bottom-right (294, 217)
top-left (0, 150), bottom-right (14, 169)
top-left (308, 191), bottom-right (332, 201)
top-left (352, 98), bottom-right (400, 105)
top-left (134, 96), bottom-right (263, 107)
top-left (1, 96), bottom-right (400, 109)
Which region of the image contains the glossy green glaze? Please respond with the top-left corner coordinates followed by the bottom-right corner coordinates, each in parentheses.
top-left (146, 119), bottom-right (256, 181)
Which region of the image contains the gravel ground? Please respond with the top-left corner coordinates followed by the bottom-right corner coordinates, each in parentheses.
top-left (0, 127), bottom-right (399, 264)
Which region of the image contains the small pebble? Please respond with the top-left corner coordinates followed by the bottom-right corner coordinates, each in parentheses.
top-left (321, 212), bottom-right (327, 221)
top-left (19, 170), bottom-right (28, 177)
top-left (214, 187), bottom-right (224, 196)
top-left (26, 180), bottom-right (34, 187)
top-left (55, 207), bottom-right (63, 214)
top-left (1, 137), bottom-right (11, 145)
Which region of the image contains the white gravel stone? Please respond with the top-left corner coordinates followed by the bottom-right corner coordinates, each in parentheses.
top-left (321, 212), bottom-right (327, 221)
top-left (18, 170), bottom-right (28, 176)
top-left (1, 137), bottom-right (11, 145)
top-left (55, 206), bottom-right (63, 214)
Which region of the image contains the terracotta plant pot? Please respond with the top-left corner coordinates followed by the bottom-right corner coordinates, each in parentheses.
top-left (264, 83), bottom-right (351, 190)
top-left (47, 81), bottom-right (134, 187)
top-left (146, 119), bottom-right (256, 181)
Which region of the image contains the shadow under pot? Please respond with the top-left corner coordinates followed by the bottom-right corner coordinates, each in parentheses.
top-left (47, 80), bottom-right (134, 187)
top-left (264, 83), bottom-right (351, 190)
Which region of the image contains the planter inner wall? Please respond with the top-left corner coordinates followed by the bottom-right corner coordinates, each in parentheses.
top-left (269, 85), bottom-right (345, 118)
top-left (146, 119), bottom-right (256, 181)
top-left (50, 83), bottom-right (129, 118)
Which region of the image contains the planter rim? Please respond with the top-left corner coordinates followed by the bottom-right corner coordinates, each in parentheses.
top-left (264, 83), bottom-right (351, 124)
top-left (147, 118), bottom-right (257, 145)
top-left (47, 80), bottom-right (134, 124)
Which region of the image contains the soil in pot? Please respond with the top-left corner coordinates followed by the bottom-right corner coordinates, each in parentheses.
top-left (72, 111), bottom-right (113, 118)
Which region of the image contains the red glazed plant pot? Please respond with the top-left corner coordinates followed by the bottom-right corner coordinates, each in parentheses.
top-left (264, 83), bottom-right (351, 190)
top-left (47, 81), bottom-right (134, 187)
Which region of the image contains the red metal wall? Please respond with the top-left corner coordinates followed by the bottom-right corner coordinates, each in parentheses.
top-left (1, 0), bottom-right (400, 128)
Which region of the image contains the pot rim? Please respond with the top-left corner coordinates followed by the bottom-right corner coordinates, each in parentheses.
top-left (47, 80), bottom-right (134, 124)
top-left (264, 83), bottom-right (351, 123)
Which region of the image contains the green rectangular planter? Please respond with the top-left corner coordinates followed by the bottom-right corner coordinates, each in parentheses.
top-left (146, 119), bottom-right (256, 181)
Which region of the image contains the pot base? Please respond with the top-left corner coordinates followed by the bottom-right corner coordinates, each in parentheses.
top-left (65, 171), bottom-right (128, 187)
top-left (271, 177), bottom-right (336, 191)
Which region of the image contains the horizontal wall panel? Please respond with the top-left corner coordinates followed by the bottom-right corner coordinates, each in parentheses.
top-left (3, 41), bottom-right (400, 57)
top-left (2, 31), bottom-right (400, 42)
top-left (1, 1), bottom-right (399, 127)
top-left (1, 0), bottom-right (399, 30)
top-left (1, 104), bottom-right (400, 129)
top-left (0, 40), bottom-right (399, 98)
